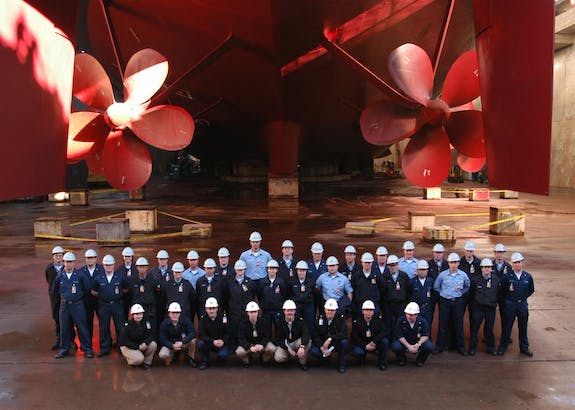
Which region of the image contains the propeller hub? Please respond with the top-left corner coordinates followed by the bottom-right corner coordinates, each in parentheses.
top-left (423, 99), bottom-right (451, 125)
top-left (106, 102), bottom-right (144, 129)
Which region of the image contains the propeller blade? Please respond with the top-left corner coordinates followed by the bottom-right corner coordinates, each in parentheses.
top-left (457, 153), bottom-right (486, 172)
top-left (402, 125), bottom-right (451, 187)
top-left (85, 150), bottom-right (105, 175)
top-left (124, 49), bottom-right (169, 106)
top-left (67, 112), bottom-right (109, 161)
top-left (388, 43), bottom-right (433, 105)
top-left (442, 49), bottom-right (480, 107)
top-left (130, 105), bottom-right (195, 150)
top-left (445, 110), bottom-right (485, 158)
top-left (73, 53), bottom-right (114, 111)
top-left (360, 100), bottom-right (422, 145)
top-left (102, 130), bottom-right (152, 190)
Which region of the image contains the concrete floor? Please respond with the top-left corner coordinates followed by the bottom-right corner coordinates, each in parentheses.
top-left (1, 176), bottom-right (574, 409)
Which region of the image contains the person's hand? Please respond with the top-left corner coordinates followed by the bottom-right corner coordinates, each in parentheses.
top-left (254, 344), bottom-right (264, 352)
top-left (408, 344), bottom-right (419, 354)
top-left (139, 343), bottom-right (147, 351)
top-left (214, 339), bottom-right (224, 348)
top-left (173, 341), bottom-right (183, 350)
top-left (366, 342), bottom-right (376, 352)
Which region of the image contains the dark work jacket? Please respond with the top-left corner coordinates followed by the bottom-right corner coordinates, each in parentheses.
top-left (257, 277), bottom-right (287, 311)
top-left (341, 262), bottom-right (362, 282)
top-left (500, 271), bottom-right (534, 302)
top-left (307, 259), bottom-right (327, 282)
top-left (158, 316), bottom-right (196, 348)
top-left (381, 270), bottom-right (409, 303)
top-left (275, 316), bottom-right (310, 345)
top-left (289, 277), bottom-right (315, 305)
top-left (215, 264), bottom-right (235, 281)
top-left (196, 275), bottom-right (226, 311)
top-left (79, 264), bottom-right (104, 306)
top-left (120, 319), bottom-right (154, 350)
top-left (492, 260), bottom-right (513, 279)
top-left (116, 264), bottom-right (136, 281)
top-left (351, 315), bottom-right (386, 347)
top-left (129, 274), bottom-right (160, 311)
top-left (460, 255), bottom-right (482, 278)
top-left (427, 258), bottom-right (448, 280)
top-left (277, 257), bottom-right (297, 284)
top-left (92, 272), bottom-right (128, 303)
top-left (396, 315), bottom-right (430, 344)
top-left (53, 270), bottom-right (90, 303)
top-left (45, 263), bottom-right (64, 296)
top-left (226, 276), bottom-right (256, 317)
top-left (407, 276), bottom-right (436, 309)
top-left (237, 317), bottom-right (270, 350)
top-left (351, 271), bottom-right (381, 307)
top-left (312, 313), bottom-right (347, 347)
top-left (470, 274), bottom-right (500, 307)
top-left (164, 279), bottom-right (197, 319)
top-left (199, 312), bottom-right (232, 346)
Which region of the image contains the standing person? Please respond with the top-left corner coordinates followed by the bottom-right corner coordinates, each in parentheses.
top-left (497, 252), bottom-right (535, 357)
top-left (120, 304), bottom-right (157, 370)
top-left (215, 247), bottom-right (234, 280)
top-left (469, 258), bottom-right (500, 356)
top-left (182, 250), bottom-right (205, 289)
top-left (289, 260), bottom-right (316, 335)
top-left (310, 299), bottom-right (348, 373)
top-left (79, 249), bottom-right (104, 340)
top-left (407, 260), bottom-right (435, 327)
top-left (460, 241), bottom-right (481, 277)
top-left (273, 300), bottom-right (311, 371)
top-left (240, 231), bottom-right (272, 283)
top-left (116, 247), bottom-right (136, 321)
top-left (165, 262), bottom-right (197, 323)
top-left (391, 302), bottom-right (434, 367)
top-left (257, 260), bottom-right (287, 337)
top-left (427, 243), bottom-right (448, 280)
top-left (307, 242), bottom-right (327, 282)
top-left (45, 245), bottom-right (66, 350)
top-left (399, 241), bottom-right (419, 279)
top-left (195, 258), bottom-right (225, 312)
top-left (315, 256), bottom-right (353, 318)
top-left (492, 243), bottom-right (513, 339)
top-left (92, 254), bottom-right (128, 357)
top-left (198, 298), bottom-right (234, 369)
top-left (225, 260), bottom-right (256, 344)
top-left (372, 246), bottom-right (389, 276)
top-left (433, 253), bottom-right (470, 356)
top-left (53, 252), bottom-right (94, 359)
top-left (351, 300), bottom-right (388, 371)
top-left (150, 250), bottom-right (172, 333)
top-left (277, 240), bottom-right (297, 284)
top-left (340, 245), bottom-right (361, 281)
top-left (158, 302), bottom-right (197, 367)
top-left (235, 301), bottom-right (276, 367)
top-left (129, 257), bottom-right (160, 335)
top-left (351, 252), bottom-right (381, 320)
top-left (381, 254), bottom-right (409, 339)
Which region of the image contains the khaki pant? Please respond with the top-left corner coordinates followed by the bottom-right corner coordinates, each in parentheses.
top-left (235, 342), bottom-right (276, 364)
top-left (158, 340), bottom-right (196, 363)
top-left (120, 341), bottom-right (157, 366)
top-left (274, 338), bottom-right (311, 365)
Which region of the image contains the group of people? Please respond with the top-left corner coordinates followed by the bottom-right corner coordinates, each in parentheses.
top-left (45, 231), bottom-right (535, 373)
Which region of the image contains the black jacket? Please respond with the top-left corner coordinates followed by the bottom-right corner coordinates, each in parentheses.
top-left (351, 315), bottom-right (387, 347)
top-left (470, 274), bottom-right (500, 308)
top-left (275, 316), bottom-right (310, 346)
top-left (120, 319), bottom-right (155, 350)
top-left (199, 312), bottom-right (232, 346)
top-left (312, 313), bottom-right (347, 347)
top-left (237, 317), bottom-right (270, 350)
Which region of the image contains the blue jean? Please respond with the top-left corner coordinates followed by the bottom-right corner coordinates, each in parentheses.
top-left (351, 338), bottom-right (389, 366)
top-left (391, 340), bottom-right (434, 364)
top-left (198, 340), bottom-right (233, 365)
top-left (310, 339), bottom-right (348, 368)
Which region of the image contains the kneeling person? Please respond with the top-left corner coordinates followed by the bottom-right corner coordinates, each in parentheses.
top-left (158, 302), bottom-right (197, 367)
top-left (274, 299), bottom-right (311, 370)
top-left (351, 300), bottom-right (389, 370)
top-left (198, 297), bottom-right (234, 369)
top-left (310, 298), bottom-right (348, 373)
top-left (236, 301), bottom-right (276, 367)
top-left (391, 302), bottom-right (433, 367)
top-left (120, 304), bottom-right (157, 370)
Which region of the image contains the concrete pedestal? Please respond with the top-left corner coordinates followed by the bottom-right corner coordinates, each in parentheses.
top-left (69, 189), bottom-right (89, 206)
top-left (182, 223), bottom-right (213, 238)
top-left (34, 217), bottom-right (70, 238)
top-left (500, 190), bottom-right (519, 199)
top-left (489, 206), bottom-right (525, 235)
top-left (129, 187), bottom-right (146, 201)
top-left (345, 222), bottom-right (375, 237)
top-left (408, 211), bottom-right (436, 232)
top-left (268, 175), bottom-right (299, 199)
top-left (423, 187), bottom-right (442, 200)
top-left (423, 225), bottom-right (456, 242)
top-left (96, 218), bottom-right (130, 245)
top-left (125, 209), bottom-right (157, 233)
top-left (469, 188), bottom-right (490, 201)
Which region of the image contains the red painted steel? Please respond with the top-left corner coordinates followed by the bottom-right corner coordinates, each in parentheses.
top-left (402, 126), bottom-right (451, 188)
top-left (102, 131), bottom-right (152, 191)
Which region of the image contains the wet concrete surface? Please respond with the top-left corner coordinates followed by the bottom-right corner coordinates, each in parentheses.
top-left (1, 175), bottom-right (575, 409)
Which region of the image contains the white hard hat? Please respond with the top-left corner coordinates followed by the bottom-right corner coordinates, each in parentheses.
top-left (281, 240), bottom-right (294, 248)
top-left (362, 300), bottom-right (376, 310)
top-left (168, 302), bottom-right (182, 313)
top-left (156, 249), bottom-right (169, 259)
top-left (447, 252), bottom-right (461, 262)
top-left (326, 256), bottom-right (339, 266)
top-left (63, 252), bottom-right (76, 261)
top-left (130, 304), bottom-right (145, 314)
top-left (84, 249), bottom-right (97, 258)
top-left (266, 259), bottom-right (279, 268)
top-left (52, 246), bottom-right (65, 254)
top-left (186, 250), bottom-right (199, 260)
top-left (234, 260), bottom-right (247, 270)
top-left (311, 242), bottom-right (324, 253)
top-left (122, 247), bottom-right (135, 257)
top-left (432, 243), bottom-right (445, 252)
top-left (403, 241), bottom-right (415, 250)
top-left (387, 255), bottom-right (399, 264)
top-left (464, 241), bottom-right (476, 251)
top-left (344, 245), bottom-right (357, 254)
top-left (375, 246), bottom-right (388, 256)
top-left (203, 258), bottom-right (217, 268)
top-left (324, 298), bottom-right (339, 310)
top-left (480, 258), bottom-right (494, 267)
top-left (172, 262), bottom-right (184, 272)
top-left (217, 247), bottom-right (230, 257)
top-left (417, 260), bottom-right (429, 269)
top-left (494, 243), bottom-right (506, 252)
top-left (205, 297), bottom-right (219, 308)
top-left (361, 252), bottom-right (374, 263)
top-left (249, 231), bottom-right (262, 241)
top-left (295, 260), bottom-right (309, 270)
top-left (404, 302), bottom-right (420, 314)
top-left (246, 301), bottom-right (260, 312)
top-left (135, 257), bottom-right (149, 266)
top-left (102, 254), bottom-right (115, 265)
top-left (282, 300), bottom-right (297, 310)
top-left (511, 252), bottom-right (524, 263)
